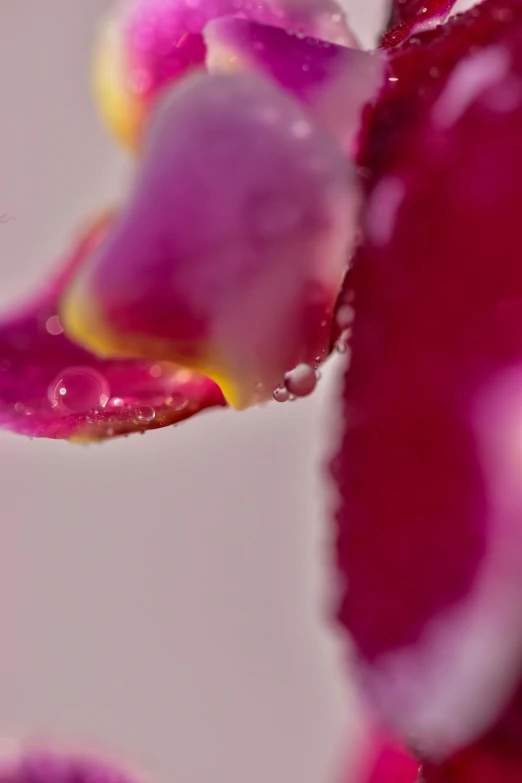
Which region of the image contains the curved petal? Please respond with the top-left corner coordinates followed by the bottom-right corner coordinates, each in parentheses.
top-left (332, 0), bottom-right (522, 762)
top-left (0, 213), bottom-right (225, 441)
top-left (93, 0), bottom-right (356, 151)
top-left (62, 73), bottom-right (360, 410)
top-left (0, 744), bottom-right (148, 783)
top-left (204, 18), bottom-right (385, 153)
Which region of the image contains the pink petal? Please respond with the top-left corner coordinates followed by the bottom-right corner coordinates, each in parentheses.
top-left (94, 0), bottom-right (356, 151)
top-left (347, 731), bottom-right (420, 783)
top-left (0, 744), bottom-right (146, 783)
top-left (333, 0), bottom-right (522, 761)
top-left (0, 213), bottom-right (225, 441)
top-left (204, 18), bottom-right (385, 153)
top-left (62, 73), bottom-right (360, 410)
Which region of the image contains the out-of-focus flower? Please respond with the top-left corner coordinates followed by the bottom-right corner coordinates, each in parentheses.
top-left (0, 0), bottom-right (383, 437)
top-left (8, 0), bottom-right (522, 780)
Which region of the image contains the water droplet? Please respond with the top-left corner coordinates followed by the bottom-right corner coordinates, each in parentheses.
top-left (302, 62), bottom-right (310, 72)
top-left (45, 315), bottom-right (63, 336)
top-left (109, 397), bottom-right (125, 408)
top-left (136, 405), bottom-right (156, 422)
top-left (14, 402), bottom-right (25, 414)
top-left (149, 364), bottom-right (163, 378)
top-left (106, 428), bottom-right (115, 437)
top-left (273, 387), bottom-right (290, 403)
top-left (336, 304), bottom-right (355, 330)
top-left (284, 364), bottom-right (317, 397)
top-left (48, 367), bottom-right (110, 414)
top-left (165, 393), bottom-right (188, 411)
top-left (335, 340), bottom-right (348, 354)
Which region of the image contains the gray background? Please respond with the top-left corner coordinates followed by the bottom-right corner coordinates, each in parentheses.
top-left (0, 2), bottom-right (473, 782)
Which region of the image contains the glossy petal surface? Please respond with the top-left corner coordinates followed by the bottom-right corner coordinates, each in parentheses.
top-left (333, 0), bottom-right (522, 761)
top-left (94, 0), bottom-right (355, 151)
top-left (204, 18), bottom-right (385, 153)
top-left (64, 73), bottom-right (360, 410)
top-left (0, 214), bottom-right (224, 441)
top-left (382, 0), bottom-right (458, 48)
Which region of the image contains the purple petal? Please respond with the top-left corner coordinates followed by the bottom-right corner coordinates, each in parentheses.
top-left (0, 213), bottom-right (225, 441)
top-left (94, 0), bottom-right (356, 151)
top-left (204, 18), bottom-right (385, 153)
top-left (0, 746), bottom-right (147, 783)
top-left (62, 73), bottom-right (360, 409)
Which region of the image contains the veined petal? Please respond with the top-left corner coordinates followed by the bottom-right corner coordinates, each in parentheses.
top-left (63, 73), bottom-right (360, 410)
top-left (204, 18), bottom-right (385, 153)
top-left (333, 0), bottom-right (522, 763)
top-left (93, 0), bottom-right (355, 151)
top-left (0, 213), bottom-right (225, 441)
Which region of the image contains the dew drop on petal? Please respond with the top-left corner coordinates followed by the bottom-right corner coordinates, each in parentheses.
top-left (48, 367), bottom-right (110, 414)
top-left (45, 315), bottom-right (64, 335)
top-left (136, 405), bottom-right (156, 422)
top-left (273, 386), bottom-right (290, 403)
top-left (336, 304), bottom-right (355, 330)
top-left (165, 393), bottom-right (188, 410)
top-left (284, 363), bottom-right (318, 397)
top-left (149, 364), bottom-right (163, 378)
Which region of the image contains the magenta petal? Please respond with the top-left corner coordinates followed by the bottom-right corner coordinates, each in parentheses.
top-left (63, 73), bottom-right (359, 409)
top-left (94, 0), bottom-right (357, 150)
top-left (0, 215), bottom-right (225, 441)
top-left (0, 745), bottom-right (147, 783)
top-left (333, 0), bottom-right (522, 761)
top-left (204, 19), bottom-right (385, 153)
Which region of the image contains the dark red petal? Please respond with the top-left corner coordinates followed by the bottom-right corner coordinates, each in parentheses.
top-left (0, 213), bottom-right (225, 441)
top-left (333, 0), bottom-right (522, 760)
top-left (381, 0), bottom-right (459, 49)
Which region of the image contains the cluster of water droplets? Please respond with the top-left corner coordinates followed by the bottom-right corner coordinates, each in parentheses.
top-left (273, 363), bottom-right (319, 403)
top-left (43, 361), bottom-right (189, 426)
top-left (272, 301), bottom-right (355, 402)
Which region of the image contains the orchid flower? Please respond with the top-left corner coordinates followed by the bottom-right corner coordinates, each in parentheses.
top-left (6, 0), bottom-right (522, 780)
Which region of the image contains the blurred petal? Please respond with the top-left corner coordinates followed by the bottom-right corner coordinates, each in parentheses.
top-left (348, 731), bottom-right (420, 783)
top-left (63, 73), bottom-right (359, 410)
top-left (0, 744), bottom-right (147, 783)
top-left (94, 0), bottom-right (355, 151)
top-left (0, 214), bottom-right (224, 441)
top-left (333, 0), bottom-right (522, 762)
top-left (204, 19), bottom-right (385, 153)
